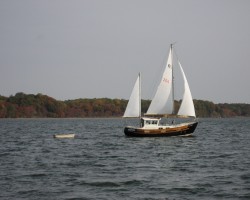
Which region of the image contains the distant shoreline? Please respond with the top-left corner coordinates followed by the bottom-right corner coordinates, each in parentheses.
top-left (1, 93), bottom-right (250, 118)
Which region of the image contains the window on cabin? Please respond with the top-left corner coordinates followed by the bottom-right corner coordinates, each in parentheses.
top-left (141, 119), bottom-right (144, 127)
top-left (144, 120), bottom-right (158, 125)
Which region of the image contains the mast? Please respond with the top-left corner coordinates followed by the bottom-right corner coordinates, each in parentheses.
top-left (139, 72), bottom-right (141, 118)
top-left (171, 44), bottom-right (175, 114)
top-left (139, 72), bottom-right (142, 127)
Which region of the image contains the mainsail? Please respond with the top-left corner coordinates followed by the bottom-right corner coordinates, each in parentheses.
top-left (146, 46), bottom-right (173, 115)
top-left (123, 73), bottom-right (141, 117)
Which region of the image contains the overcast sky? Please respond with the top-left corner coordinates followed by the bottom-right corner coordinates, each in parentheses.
top-left (0, 0), bottom-right (249, 103)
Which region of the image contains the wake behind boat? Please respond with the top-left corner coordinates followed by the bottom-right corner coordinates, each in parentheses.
top-left (123, 44), bottom-right (198, 137)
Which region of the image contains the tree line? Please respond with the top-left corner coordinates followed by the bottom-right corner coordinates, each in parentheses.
top-left (0, 92), bottom-right (249, 118)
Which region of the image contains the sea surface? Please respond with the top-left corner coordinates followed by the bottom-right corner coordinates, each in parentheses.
top-left (0, 118), bottom-right (250, 200)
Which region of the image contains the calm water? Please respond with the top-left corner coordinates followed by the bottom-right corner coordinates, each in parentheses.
top-left (0, 118), bottom-right (250, 200)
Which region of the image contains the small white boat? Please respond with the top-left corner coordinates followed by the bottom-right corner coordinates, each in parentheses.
top-left (53, 134), bottom-right (75, 139)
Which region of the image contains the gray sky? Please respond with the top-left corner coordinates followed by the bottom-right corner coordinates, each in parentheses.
top-left (0, 0), bottom-right (250, 103)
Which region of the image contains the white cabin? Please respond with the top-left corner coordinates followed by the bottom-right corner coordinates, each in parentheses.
top-left (141, 117), bottom-right (160, 129)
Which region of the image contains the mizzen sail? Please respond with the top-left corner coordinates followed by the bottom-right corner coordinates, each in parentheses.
top-left (123, 74), bottom-right (141, 117)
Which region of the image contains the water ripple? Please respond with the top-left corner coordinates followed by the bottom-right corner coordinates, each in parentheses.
top-left (0, 118), bottom-right (250, 199)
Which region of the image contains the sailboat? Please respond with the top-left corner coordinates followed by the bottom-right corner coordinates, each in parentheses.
top-left (123, 44), bottom-right (198, 137)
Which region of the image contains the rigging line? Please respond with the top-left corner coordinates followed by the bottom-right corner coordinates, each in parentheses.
top-left (148, 42), bottom-right (176, 101)
top-left (172, 44), bottom-right (180, 64)
top-left (148, 47), bottom-right (169, 101)
top-left (172, 44), bottom-right (185, 103)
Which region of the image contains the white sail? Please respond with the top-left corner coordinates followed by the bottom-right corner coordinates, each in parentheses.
top-left (146, 47), bottom-right (173, 115)
top-left (177, 61), bottom-right (196, 117)
top-left (123, 74), bottom-right (141, 117)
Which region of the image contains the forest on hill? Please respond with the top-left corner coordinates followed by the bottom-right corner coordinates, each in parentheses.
top-left (0, 92), bottom-right (250, 118)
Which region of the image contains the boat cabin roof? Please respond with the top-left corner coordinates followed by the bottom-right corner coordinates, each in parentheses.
top-left (141, 117), bottom-right (160, 121)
